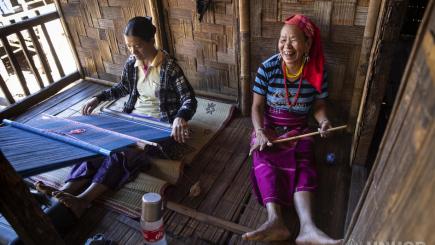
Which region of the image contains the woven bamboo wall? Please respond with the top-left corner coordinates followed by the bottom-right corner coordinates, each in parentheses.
top-left (57, 0), bottom-right (152, 82)
top-left (162, 0), bottom-right (239, 101)
top-left (250, 0), bottom-right (369, 118)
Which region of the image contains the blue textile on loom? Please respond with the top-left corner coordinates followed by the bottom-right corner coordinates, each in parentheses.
top-left (0, 114), bottom-right (171, 177)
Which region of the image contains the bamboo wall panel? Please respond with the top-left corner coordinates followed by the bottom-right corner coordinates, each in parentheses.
top-left (250, 0), bottom-right (369, 119)
top-left (161, 0), bottom-right (239, 101)
top-left (57, 0), bottom-right (151, 82)
top-left (347, 1), bottom-right (435, 242)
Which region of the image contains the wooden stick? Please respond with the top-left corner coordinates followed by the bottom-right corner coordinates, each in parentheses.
top-left (166, 201), bottom-right (252, 235)
top-left (272, 125), bottom-right (348, 144)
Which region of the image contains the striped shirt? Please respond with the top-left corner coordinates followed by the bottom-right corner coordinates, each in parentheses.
top-left (253, 54), bottom-right (328, 114)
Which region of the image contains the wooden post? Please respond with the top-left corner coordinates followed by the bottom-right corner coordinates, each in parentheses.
top-left (27, 27), bottom-right (55, 84)
top-left (16, 31), bottom-right (45, 89)
top-left (148, 0), bottom-right (166, 50)
top-left (239, 0), bottom-right (250, 116)
top-left (0, 36), bottom-right (31, 96)
top-left (0, 151), bottom-right (65, 245)
top-left (35, 10), bottom-right (65, 78)
top-left (348, 0), bottom-right (383, 124)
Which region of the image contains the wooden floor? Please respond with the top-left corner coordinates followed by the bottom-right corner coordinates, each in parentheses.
top-left (13, 80), bottom-right (351, 244)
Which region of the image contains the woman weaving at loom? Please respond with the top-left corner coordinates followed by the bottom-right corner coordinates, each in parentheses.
top-left (243, 15), bottom-right (342, 244)
top-left (35, 16), bottom-right (197, 218)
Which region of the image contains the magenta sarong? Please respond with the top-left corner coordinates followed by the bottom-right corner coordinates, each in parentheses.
top-left (250, 107), bottom-right (318, 206)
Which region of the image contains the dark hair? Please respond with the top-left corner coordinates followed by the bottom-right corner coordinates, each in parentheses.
top-left (124, 16), bottom-right (156, 42)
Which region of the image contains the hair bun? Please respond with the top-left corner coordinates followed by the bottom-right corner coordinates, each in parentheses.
top-left (124, 16), bottom-right (156, 42)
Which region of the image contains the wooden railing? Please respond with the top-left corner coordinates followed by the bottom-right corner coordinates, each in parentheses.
top-left (0, 9), bottom-right (81, 120)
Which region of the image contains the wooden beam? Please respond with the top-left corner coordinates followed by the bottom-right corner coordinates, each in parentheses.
top-left (0, 36), bottom-right (31, 96)
top-left (35, 10), bottom-right (65, 77)
top-left (0, 74), bottom-right (15, 104)
top-left (239, 0), bottom-right (250, 116)
top-left (0, 11), bottom-right (59, 37)
top-left (16, 31), bottom-right (45, 89)
top-left (0, 151), bottom-right (65, 245)
top-left (0, 71), bottom-right (81, 120)
top-left (27, 26), bottom-right (55, 84)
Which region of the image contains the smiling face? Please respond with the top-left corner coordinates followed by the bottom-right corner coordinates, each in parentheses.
top-left (278, 25), bottom-right (311, 68)
top-left (124, 35), bottom-right (156, 61)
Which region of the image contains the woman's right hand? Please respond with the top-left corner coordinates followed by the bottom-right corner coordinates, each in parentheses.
top-left (249, 129), bottom-right (273, 156)
top-left (81, 97), bottom-right (100, 115)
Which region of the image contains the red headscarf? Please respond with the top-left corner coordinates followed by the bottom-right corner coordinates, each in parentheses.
top-left (284, 15), bottom-right (324, 93)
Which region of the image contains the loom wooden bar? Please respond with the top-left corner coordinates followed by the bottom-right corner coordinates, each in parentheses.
top-left (16, 31), bottom-right (45, 89)
top-left (0, 36), bottom-right (31, 96)
top-left (166, 201), bottom-right (251, 235)
top-left (0, 151), bottom-right (65, 245)
top-left (0, 72), bottom-right (81, 120)
top-left (27, 27), bottom-right (55, 84)
top-left (3, 119), bottom-right (112, 156)
top-left (0, 11), bottom-right (59, 36)
top-left (35, 10), bottom-right (65, 77)
top-left (0, 74), bottom-right (15, 104)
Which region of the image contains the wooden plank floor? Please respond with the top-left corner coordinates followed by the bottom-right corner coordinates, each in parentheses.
top-left (13, 80), bottom-right (351, 244)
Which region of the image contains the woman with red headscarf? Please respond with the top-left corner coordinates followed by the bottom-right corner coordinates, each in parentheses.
top-left (243, 15), bottom-right (342, 244)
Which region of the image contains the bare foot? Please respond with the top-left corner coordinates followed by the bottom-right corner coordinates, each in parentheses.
top-left (296, 225), bottom-right (342, 245)
top-left (34, 181), bottom-right (59, 196)
top-left (242, 218), bottom-right (290, 241)
top-left (53, 191), bottom-right (89, 218)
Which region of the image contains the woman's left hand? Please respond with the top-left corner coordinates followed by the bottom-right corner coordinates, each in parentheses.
top-left (318, 119), bottom-right (332, 138)
top-left (172, 117), bottom-right (189, 143)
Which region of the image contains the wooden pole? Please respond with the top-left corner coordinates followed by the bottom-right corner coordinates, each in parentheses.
top-left (349, 0), bottom-right (383, 163)
top-left (0, 151), bottom-right (65, 245)
top-left (239, 0), bottom-right (250, 116)
top-left (166, 201), bottom-right (251, 235)
top-left (148, 0), bottom-right (165, 50)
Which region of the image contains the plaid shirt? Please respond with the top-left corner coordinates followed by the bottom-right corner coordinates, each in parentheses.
top-left (95, 51), bottom-right (197, 123)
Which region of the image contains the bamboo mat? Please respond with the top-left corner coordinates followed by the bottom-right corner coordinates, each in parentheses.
top-left (28, 97), bottom-right (235, 218)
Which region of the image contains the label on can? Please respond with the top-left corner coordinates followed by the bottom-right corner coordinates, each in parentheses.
top-left (142, 225), bottom-right (165, 242)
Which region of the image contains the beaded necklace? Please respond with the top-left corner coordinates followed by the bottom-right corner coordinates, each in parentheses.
top-left (281, 61), bottom-right (303, 107)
